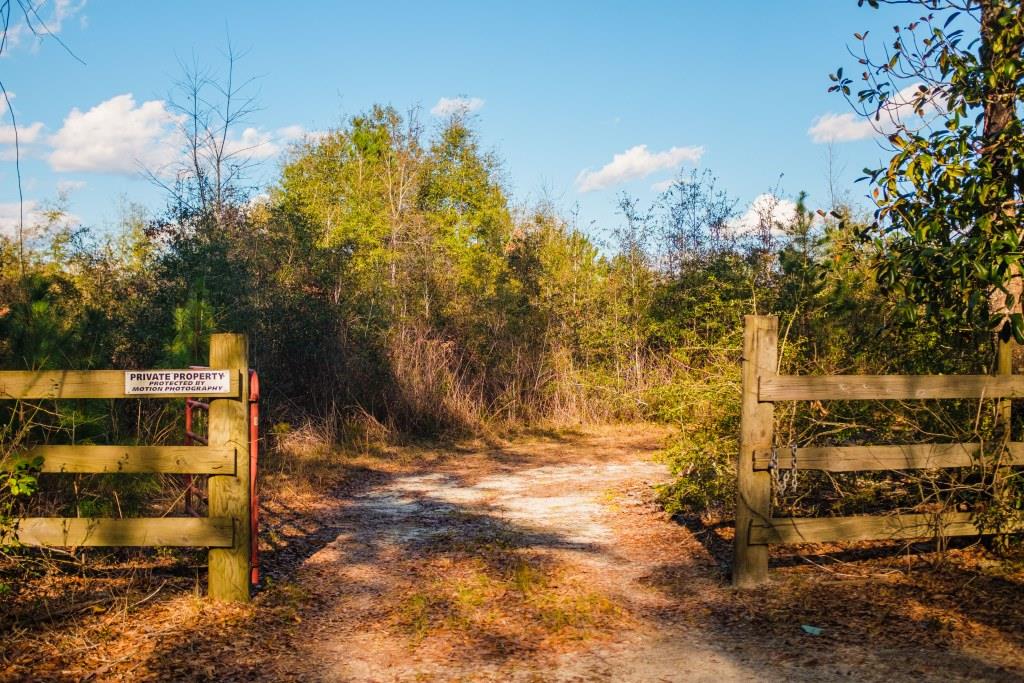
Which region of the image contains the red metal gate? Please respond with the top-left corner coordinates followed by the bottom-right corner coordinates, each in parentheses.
top-left (186, 367), bottom-right (260, 587)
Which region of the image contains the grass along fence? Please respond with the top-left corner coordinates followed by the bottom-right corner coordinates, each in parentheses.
top-left (0, 333), bottom-right (255, 602)
top-left (734, 315), bottom-right (1024, 587)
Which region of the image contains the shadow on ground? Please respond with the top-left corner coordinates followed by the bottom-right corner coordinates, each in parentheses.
top-left (4, 429), bottom-right (1024, 682)
top-left (653, 513), bottom-right (1024, 681)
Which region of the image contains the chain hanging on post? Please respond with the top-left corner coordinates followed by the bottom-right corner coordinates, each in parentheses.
top-left (767, 442), bottom-right (799, 499)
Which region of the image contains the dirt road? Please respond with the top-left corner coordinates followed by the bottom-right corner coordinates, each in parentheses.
top-left (4, 425), bottom-right (1023, 681)
top-left (253, 427), bottom-right (1023, 682)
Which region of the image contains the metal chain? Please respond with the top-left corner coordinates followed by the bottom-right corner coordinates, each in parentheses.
top-left (768, 442), bottom-right (799, 497)
top-left (788, 442), bottom-right (799, 493)
top-left (768, 445), bottom-right (781, 493)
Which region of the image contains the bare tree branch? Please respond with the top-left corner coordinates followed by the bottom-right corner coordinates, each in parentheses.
top-left (1, 0), bottom-right (85, 273)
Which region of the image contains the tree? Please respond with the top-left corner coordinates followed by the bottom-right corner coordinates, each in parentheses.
top-left (657, 168), bottom-right (738, 275)
top-left (153, 43), bottom-right (261, 226)
top-left (832, 1), bottom-right (1024, 342)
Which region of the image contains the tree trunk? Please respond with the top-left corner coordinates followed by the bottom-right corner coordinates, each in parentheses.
top-left (981, 0), bottom-right (1024, 551)
top-left (982, 1), bottom-right (1023, 359)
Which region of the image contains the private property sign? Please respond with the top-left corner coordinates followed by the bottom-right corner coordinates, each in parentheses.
top-left (124, 369), bottom-right (232, 395)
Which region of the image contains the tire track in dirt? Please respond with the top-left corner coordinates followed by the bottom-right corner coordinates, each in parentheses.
top-left (279, 428), bottom-right (776, 681)
top-left (273, 427), bottom-right (1024, 682)
top-left (6, 426), bottom-right (1022, 681)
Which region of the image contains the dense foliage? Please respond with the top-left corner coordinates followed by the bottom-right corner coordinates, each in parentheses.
top-left (0, 117), bottom-right (1003, 524)
top-left (834, 1), bottom-right (1024, 339)
top-left (2, 0), bottom-right (1022, 539)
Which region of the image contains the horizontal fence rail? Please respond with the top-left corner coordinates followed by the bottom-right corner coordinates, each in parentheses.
top-left (752, 442), bottom-right (1024, 472)
top-left (5, 445), bottom-right (236, 474)
top-left (760, 374), bottom-right (1024, 401)
top-left (0, 369), bottom-right (240, 400)
top-left (0, 334), bottom-right (255, 603)
top-left (734, 315), bottom-right (1024, 588)
top-left (4, 517), bottom-right (234, 548)
top-left (750, 512), bottom-right (1024, 545)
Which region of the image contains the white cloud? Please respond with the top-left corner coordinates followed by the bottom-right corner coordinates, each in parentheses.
top-left (576, 144), bottom-right (704, 193)
top-left (888, 82), bottom-right (947, 120)
top-left (0, 200), bottom-right (77, 239)
top-left (809, 82), bottom-right (945, 144)
top-left (276, 124), bottom-right (307, 140)
top-left (50, 0), bottom-right (87, 34)
top-left (0, 94), bottom-right (46, 154)
top-left (0, 120), bottom-right (46, 162)
top-left (0, 121), bottom-right (44, 145)
top-left (48, 94), bottom-right (183, 174)
top-left (222, 124), bottom-right (310, 161)
top-left (0, 202), bottom-right (35, 239)
top-left (224, 127), bottom-right (278, 160)
top-left (56, 179), bottom-right (86, 193)
top-left (729, 193), bottom-right (800, 235)
top-left (0, 201), bottom-right (38, 238)
top-left (808, 112), bottom-right (876, 143)
top-left (3, 0), bottom-right (87, 52)
top-left (650, 178), bottom-right (675, 193)
top-left (430, 96), bottom-right (485, 117)
top-left (246, 192), bottom-right (272, 210)
top-left (44, 92), bottom-right (308, 175)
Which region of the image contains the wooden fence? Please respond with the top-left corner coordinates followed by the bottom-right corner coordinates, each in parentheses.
top-left (0, 333), bottom-right (254, 602)
top-left (735, 315), bottom-right (1024, 587)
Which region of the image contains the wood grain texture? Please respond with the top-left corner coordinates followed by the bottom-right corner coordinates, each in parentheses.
top-left (0, 370), bottom-right (239, 400)
top-left (6, 517), bottom-right (234, 547)
top-left (8, 445), bottom-right (236, 474)
top-left (752, 442), bottom-right (1024, 472)
top-left (734, 315), bottom-right (776, 588)
top-left (759, 374), bottom-right (1024, 402)
top-left (206, 334), bottom-right (251, 603)
top-left (750, 512), bottom-right (1024, 545)
top-left (993, 336), bottom-right (1016, 549)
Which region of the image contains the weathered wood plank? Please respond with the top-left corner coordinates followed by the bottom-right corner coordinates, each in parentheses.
top-left (752, 442), bottom-right (1024, 472)
top-left (6, 517), bottom-right (234, 547)
top-left (994, 336), bottom-right (1015, 549)
top-left (4, 445), bottom-right (236, 474)
top-left (207, 334), bottom-right (252, 603)
top-left (750, 512), bottom-right (1024, 545)
top-left (0, 370), bottom-right (239, 400)
top-left (759, 374), bottom-right (1024, 402)
top-left (734, 315), bottom-right (776, 588)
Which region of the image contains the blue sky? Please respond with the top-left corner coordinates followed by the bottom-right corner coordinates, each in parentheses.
top-left (0, 0), bottom-right (929, 240)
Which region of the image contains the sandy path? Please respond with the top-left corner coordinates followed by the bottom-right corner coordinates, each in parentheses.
top-left (5, 425), bottom-right (1023, 681)
top-left (264, 427), bottom-right (1018, 682)
top-left (289, 426), bottom-right (763, 682)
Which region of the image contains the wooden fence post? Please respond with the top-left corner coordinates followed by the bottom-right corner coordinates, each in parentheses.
top-left (998, 329), bottom-right (1013, 426)
top-left (734, 315), bottom-right (777, 587)
top-left (207, 333), bottom-right (251, 602)
top-left (995, 329), bottom-right (1014, 546)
